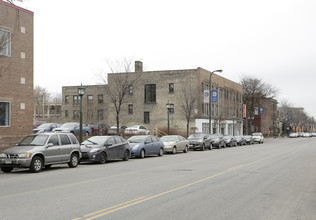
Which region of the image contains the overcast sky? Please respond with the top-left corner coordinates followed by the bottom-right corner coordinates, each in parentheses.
top-left (16, 0), bottom-right (316, 118)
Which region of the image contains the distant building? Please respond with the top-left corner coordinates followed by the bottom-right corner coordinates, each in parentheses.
top-left (0, 1), bottom-right (34, 149)
top-left (62, 85), bottom-right (109, 126)
top-left (244, 98), bottom-right (278, 136)
top-left (62, 62), bottom-right (243, 136)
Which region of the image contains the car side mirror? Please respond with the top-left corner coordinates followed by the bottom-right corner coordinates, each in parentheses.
top-left (47, 143), bottom-right (53, 147)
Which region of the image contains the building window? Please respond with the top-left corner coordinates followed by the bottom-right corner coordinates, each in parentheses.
top-left (169, 83), bottom-right (174, 93)
top-left (0, 102), bottom-right (10, 126)
top-left (145, 84), bottom-right (156, 103)
top-left (87, 110), bottom-right (93, 120)
top-left (98, 94), bottom-right (103, 103)
top-left (128, 85), bottom-right (133, 95)
top-left (144, 112), bottom-right (150, 124)
top-left (0, 29), bottom-right (11, 57)
top-left (65, 95), bottom-right (69, 104)
top-left (128, 104), bottom-right (133, 114)
top-left (73, 110), bottom-right (79, 119)
top-left (73, 95), bottom-right (79, 104)
top-left (87, 95), bottom-right (93, 104)
top-left (65, 110), bottom-right (69, 118)
top-left (98, 110), bottom-right (103, 120)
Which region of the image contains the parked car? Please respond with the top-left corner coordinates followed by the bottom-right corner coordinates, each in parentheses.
top-left (252, 132), bottom-right (264, 144)
top-left (160, 135), bottom-right (189, 154)
top-left (107, 126), bottom-right (127, 135)
top-left (187, 133), bottom-right (211, 151)
top-left (297, 132), bottom-right (304, 137)
top-left (244, 135), bottom-right (255, 145)
top-left (289, 133), bottom-right (299, 138)
top-left (80, 136), bottom-right (130, 163)
top-left (53, 122), bottom-right (92, 136)
top-left (33, 123), bottom-right (60, 133)
top-left (0, 133), bottom-right (81, 173)
top-left (207, 134), bottom-right (225, 149)
top-left (128, 135), bottom-right (164, 158)
top-left (235, 135), bottom-right (247, 146)
top-left (303, 132), bottom-right (312, 138)
top-left (33, 120), bottom-right (46, 129)
top-left (311, 133), bottom-right (316, 137)
top-left (223, 135), bottom-right (237, 147)
top-left (124, 125), bottom-right (150, 135)
top-left (88, 124), bottom-right (110, 135)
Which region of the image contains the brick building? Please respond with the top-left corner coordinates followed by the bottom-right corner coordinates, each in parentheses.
top-left (62, 62), bottom-right (243, 136)
top-left (62, 85), bottom-right (109, 125)
top-left (0, 1), bottom-right (33, 149)
top-left (244, 98), bottom-right (278, 137)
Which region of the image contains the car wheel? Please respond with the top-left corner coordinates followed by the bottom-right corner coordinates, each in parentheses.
top-left (223, 142), bottom-right (226, 148)
top-left (209, 144), bottom-right (212, 150)
top-left (201, 144), bottom-right (205, 151)
top-left (30, 156), bottom-right (43, 173)
top-left (1, 167), bottom-right (13, 173)
top-left (140, 149), bottom-right (145, 158)
top-left (172, 147), bottom-right (177, 154)
top-left (235, 142), bottom-right (238, 147)
top-left (158, 148), bottom-right (164, 156)
top-left (123, 150), bottom-right (130, 161)
top-left (99, 152), bottom-right (107, 164)
top-left (68, 153), bottom-right (79, 168)
top-left (184, 145), bottom-right (188, 153)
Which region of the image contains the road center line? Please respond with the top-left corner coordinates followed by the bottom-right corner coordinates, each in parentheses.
top-left (76, 153), bottom-right (281, 219)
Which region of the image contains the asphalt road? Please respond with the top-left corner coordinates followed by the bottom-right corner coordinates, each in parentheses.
top-left (1, 137), bottom-right (316, 220)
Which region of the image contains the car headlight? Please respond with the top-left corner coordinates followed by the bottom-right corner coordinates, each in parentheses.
top-left (132, 144), bottom-right (140, 150)
top-left (0, 153), bottom-right (7, 158)
top-left (90, 148), bottom-right (100, 153)
top-left (18, 153), bottom-right (32, 158)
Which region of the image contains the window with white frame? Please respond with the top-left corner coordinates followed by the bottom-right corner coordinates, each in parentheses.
top-left (0, 30), bottom-right (11, 57)
top-left (0, 102), bottom-right (10, 126)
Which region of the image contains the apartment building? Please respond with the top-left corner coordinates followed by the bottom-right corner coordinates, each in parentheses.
top-left (0, 0), bottom-right (33, 149)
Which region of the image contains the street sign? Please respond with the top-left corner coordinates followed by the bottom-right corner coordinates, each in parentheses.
top-left (204, 90), bottom-right (209, 103)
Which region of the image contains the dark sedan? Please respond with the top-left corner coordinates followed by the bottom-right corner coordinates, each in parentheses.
top-left (187, 133), bottom-right (211, 151)
top-left (53, 122), bottom-right (92, 136)
top-left (207, 134), bottom-right (226, 149)
top-left (223, 135), bottom-right (237, 147)
top-left (235, 135), bottom-right (246, 146)
top-left (80, 136), bottom-right (130, 164)
top-left (244, 135), bottom-right (255, 145)
top-left (33, 123), bottom-right (60, 133)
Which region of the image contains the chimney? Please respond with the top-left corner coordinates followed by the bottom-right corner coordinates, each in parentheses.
top-left (135, 61), bottom-right (143, 72)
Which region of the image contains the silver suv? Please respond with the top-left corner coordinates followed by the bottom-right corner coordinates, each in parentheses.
top-left (0, 133), bottom-right (81, 173)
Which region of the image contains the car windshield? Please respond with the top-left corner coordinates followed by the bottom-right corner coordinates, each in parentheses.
top-left (160, 136), bottom-right (177, 142)
top-left (61, 123), bottom-right (77, 128)
top-left (36, 123), bottom-right (52, 129)
top-left (18, 135), bottom-right (49, 146)
top-left (207, 134), bottom-right (218, 139)
top-left (188, 134), bottom-right (204, 140)
top-left (128, 136), bottom-right (146, 143)
top-left (129, 125), bottom-right (139, 128)
top-left (252, 133), bottom-right (261, 136)
top-left (82, 136), bottom-right (107, 145)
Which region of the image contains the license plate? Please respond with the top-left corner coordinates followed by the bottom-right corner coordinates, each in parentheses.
top-left (5, 159), bottom-right (12, 164)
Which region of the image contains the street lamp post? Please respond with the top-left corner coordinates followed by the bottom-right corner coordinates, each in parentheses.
top-left (166, 101), bottom-right (171, 135)
top-left (78, 84), bottom-right (85, 144)
top-left (209, 70), bottom-right (222, 134)
top-left (233, 115), bottom-right (235, 136)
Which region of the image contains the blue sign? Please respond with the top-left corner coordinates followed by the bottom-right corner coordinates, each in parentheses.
top-left (211, 90), bottom-right (218, 103)
top-left (259, 107), bottom-right (264, 115)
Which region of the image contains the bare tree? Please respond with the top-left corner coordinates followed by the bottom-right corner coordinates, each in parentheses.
top-left (34, 86), bottom-right (51, 120)
top-left (101, 58), bottom-right (143, 135)
top-left (241, 75), bottom-right (278, 134)
top-left (180, 80), bottom-right (199, 137)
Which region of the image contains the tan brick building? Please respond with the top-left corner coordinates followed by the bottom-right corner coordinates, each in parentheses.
top-left (62, 62), bottom-right (243, 136)
top-left (0, 1), bottom-right (33, 149)
top-left (62, 85), bottom-right (109, 126)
